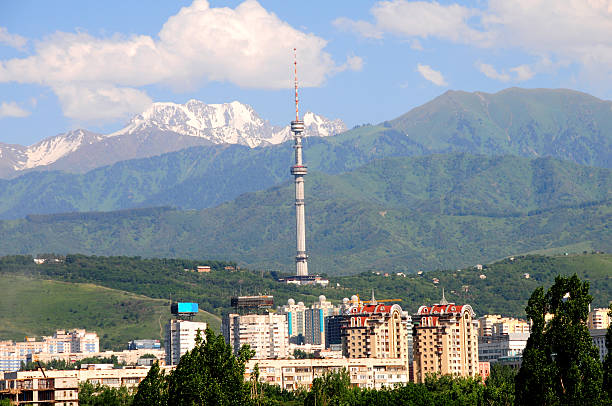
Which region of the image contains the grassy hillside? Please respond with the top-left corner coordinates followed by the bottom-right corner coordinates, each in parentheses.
top-left (0, 154), bottom-right (609, 274)
top-left (0, 274), bottom-right (220, 350)
top-left (1, 254), bottom-right (609, 322)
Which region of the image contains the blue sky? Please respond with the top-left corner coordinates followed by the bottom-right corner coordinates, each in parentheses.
top-left (1, 0), bottom-right (611, 145)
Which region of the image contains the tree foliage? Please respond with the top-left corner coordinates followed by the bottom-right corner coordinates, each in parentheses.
top-left (166, 328), bottom-right (253, 406)
top-left (516, 274), bottom-right (604, 405)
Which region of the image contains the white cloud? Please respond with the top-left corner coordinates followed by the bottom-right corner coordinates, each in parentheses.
top-left (0, 0), bottom-right (354, 122)
top-left (339, 0), bottom-right (612, 86)
top-left (417, 64), bottom-right (447, 86)
top-left (0, 101), bottom-right (30, 118)
top-left (510, 64), bottom-right (535, 81)
top-left (52, 83), bottom-right (152, 122)
top-left (0, 27), bottom-right (27, 50)
top-left (477, 63), bottom-right (511, 82)
top-left (477, 62), bottom-right (535, 82)
top-left (333, 17), bottom-right (383, 39)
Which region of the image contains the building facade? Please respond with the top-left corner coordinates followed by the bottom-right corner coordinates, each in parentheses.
top-left (245, 357), bottom-right (409, 390)
top-left (412, 299), bottom-right (479, 383)
top-left (164, 319), bottom-right (207, 366)
top-left (0, 330), bottom-right (100, 372)
top-left (342, 303), bottom-right (410, 361)
top-left (223, 313), bottom-right (288, 359)
top-left (588, 308), bottom-right (610, 330)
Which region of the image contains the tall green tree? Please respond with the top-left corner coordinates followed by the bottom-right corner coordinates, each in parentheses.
top-left (166, 327), bottom-right (253, 406)
top-left (133, 361), bottom-right (167, 406)
top-left (516, 274), bottom-right (604, 405)
top-left (602, 304), bottom-right (612, 403)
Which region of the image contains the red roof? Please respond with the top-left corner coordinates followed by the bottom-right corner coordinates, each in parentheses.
top-left (418, 304), bottom-right (464, 315)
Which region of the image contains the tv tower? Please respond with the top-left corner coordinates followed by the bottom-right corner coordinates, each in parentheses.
top-left (290, 48), bottom-right (308, 277)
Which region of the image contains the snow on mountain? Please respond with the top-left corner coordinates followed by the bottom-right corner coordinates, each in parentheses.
top-left (110, 100), bottom-right (346, 147)
top-left (0, 100), bottom-right (346, 177)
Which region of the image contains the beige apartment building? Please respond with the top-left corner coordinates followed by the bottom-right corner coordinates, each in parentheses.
top-left (223, 313), bottom-right (289, 359)
top-left (246, 357), bottom-right (409, 390)
top-left (478, 315), bottom-right (530, 336)
top-left (588, 307), bottom-right (611, 330)
top-left (412, 296), bottom-right (479, 383)
top-left (342, 302), bottom-right (410, 361)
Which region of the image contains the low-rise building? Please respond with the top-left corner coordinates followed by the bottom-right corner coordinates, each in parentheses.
top-left (0, 366), bottom-right (160, 405)
top-left (245, 358), bottom-right (409, 390)
top-left (128, 339), bottom-right (161, 350)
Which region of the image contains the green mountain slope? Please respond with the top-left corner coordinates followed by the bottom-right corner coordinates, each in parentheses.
top-left (0, 88), bottom-right (609, 220)
top-left (1, 253), bottom-right (609, 322)
top-left (0, 274), bottom-right (220, 350)
top-left (384, 88), bottom-right (612, 167)
top-left (0, 154), bottom-right (609, 274)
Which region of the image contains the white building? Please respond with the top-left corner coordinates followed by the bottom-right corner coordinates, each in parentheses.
top-left (478, 332), bottom-right (530, 363)
top-left (164, 319), bottom-right (207, 366)
top-left (245, 357), bottom-right (409, 390)
top-left (590, 329), bottom-right (608, 362)
top-left (588, 308), bottom-right (610, 330)
top-left (223, 313), bottom-right (288, 359)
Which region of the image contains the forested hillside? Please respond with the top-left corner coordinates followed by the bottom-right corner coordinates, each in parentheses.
top-left (0, 253), bottom-right (609, 349)
top-left (0, 154), bottom-right (609, 273)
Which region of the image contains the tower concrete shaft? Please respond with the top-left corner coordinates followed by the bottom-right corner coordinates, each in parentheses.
top-left (291, 120), bottom-right (308, 276)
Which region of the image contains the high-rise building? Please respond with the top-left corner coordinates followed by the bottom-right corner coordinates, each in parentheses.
top-left (222, 313), bottom-right (289, 359)
top-left (341, 301), bottom-right (410, 361)
top-left (478, 315), bottom-right (530, 336)
top-left (587, 307), bottom-right (611, 330)
top-left (304, 296), bottom-right (337, 347)
top-left (412, 293), bottom-right (479, 383)
top-left (164, 319), bottom-right (207, 365)
top-left (278, 299), bottom-right (307, 344)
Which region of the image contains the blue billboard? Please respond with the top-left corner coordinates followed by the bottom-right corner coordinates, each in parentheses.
top-left (176, 302), bottom-right (198, 313)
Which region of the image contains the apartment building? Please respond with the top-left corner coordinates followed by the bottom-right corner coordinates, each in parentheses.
top-left (342, 302), bottom-right (410, 361)
top-left (588, 308), bottom-right (611, 330)
top-left (412, 296), bottom-right (479, 383)
top-left (278, 299), bottom-right (307, 345)
top-left (478, 315), bottom-right (530, 336)
top-left (0, 366), bottom-right (157, 405)
top-left (223, 313), bottom-right (288, 359)
top-left (245, 357), bottom-right (409, 390)
top-left (478, 333), bottom-right (530, 363)
top-left (164, 319), bottom-right (207, 366)
top-left (0, 330), bottom-right (100, 372)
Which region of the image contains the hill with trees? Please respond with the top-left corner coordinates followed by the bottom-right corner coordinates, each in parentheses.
top-left (0, 154), bottom-right (609, 273)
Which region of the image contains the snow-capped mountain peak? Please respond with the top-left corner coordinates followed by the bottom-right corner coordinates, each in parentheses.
top-left (109, 99), bottom-right (345, 148)
top-left (0, 99), bottom-right (346, 177)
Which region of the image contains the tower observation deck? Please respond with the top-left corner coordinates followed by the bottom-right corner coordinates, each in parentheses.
top-left (291, 49), bottom-right (308, 277)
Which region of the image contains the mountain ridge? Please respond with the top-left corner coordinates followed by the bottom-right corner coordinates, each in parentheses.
top-left (0, 99), bottom-right (346, 178)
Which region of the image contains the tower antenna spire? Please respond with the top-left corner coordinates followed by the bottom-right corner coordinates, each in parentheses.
top-left (294, 48), bottom-right (299, 121)
top-left (290, 48), bottom-right (308, 277)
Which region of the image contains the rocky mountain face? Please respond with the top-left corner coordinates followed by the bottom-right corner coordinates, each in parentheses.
top-left (0, 100), bottom-right (346, 178)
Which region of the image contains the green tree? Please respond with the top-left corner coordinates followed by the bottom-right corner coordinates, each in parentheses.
top-left (133, 361), bottom-right (167, 406)
top-left (78, 381), bottom-right (133, 406)
top-left (516, 274), bottom-right (604, 405)
top-left (166, 327), bottom-right (253, 406)
top-left (602, 304), bottom-right (612, 403)
top-left (304, 369), bottom-right (355, 406)
top-left (484, 363), bottom-right (516, 406)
